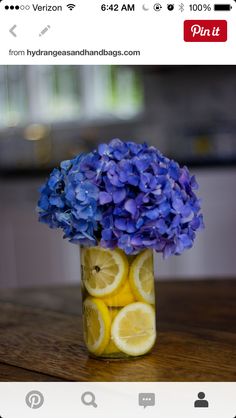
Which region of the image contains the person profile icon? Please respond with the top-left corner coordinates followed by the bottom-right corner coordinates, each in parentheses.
top-left (194, 392), bottom-right (209, 408)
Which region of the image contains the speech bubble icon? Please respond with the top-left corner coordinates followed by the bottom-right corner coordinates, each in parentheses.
top-left (139, 393), bottom-right (156, 408)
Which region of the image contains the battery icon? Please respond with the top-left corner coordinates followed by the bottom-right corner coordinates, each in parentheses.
top-left (214, 4), bottom-right (232, 10)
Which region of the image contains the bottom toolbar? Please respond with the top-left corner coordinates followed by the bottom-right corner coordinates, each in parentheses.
top-left (0, 383), bottom-right (235, 417)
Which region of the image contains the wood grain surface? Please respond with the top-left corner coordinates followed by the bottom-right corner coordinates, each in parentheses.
top-left (0, 280), bottom-right (235, 382)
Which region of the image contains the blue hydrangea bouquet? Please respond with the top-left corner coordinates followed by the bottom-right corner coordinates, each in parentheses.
top-left (38, 139), bottom-right (203, 359)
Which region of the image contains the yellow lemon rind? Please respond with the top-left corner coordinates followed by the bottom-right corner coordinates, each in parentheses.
top-left (129, 249), bottom-right (155, 305)
top-left (83, 297), bottom-right (111, 356)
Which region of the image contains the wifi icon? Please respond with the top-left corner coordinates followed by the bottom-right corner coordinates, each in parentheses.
top-left (67, 3), bottom-right (76, 10)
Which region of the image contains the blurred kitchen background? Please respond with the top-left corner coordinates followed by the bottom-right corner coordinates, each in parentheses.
top-left (0, 65), bottom-right (236, 289)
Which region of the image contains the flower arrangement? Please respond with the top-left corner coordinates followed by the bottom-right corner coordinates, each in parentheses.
top-left (38, 138), bottom-right (204, 359)
top-left (38, 138), bottom-right (204, 257)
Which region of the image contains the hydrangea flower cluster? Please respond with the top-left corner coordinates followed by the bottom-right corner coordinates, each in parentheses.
top-left (38, 139), bottom-right (204, 256)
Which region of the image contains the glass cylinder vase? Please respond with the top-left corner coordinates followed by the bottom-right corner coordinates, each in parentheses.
top-left (80, 245), bottom-right (156, 359)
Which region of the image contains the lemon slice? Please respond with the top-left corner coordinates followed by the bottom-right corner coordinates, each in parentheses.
top-left (129, 249), bottom-right (155, 304)
top-left (103, 309), bottom-right (121, 355)
top-left (83, 297), bottom-right (111, 355)
top-left (111, 302), bottom-right (156, 356)
top-left (102, 280), bottom-right (135, 307)
top-left (81, 247), bottom-right (128, 298)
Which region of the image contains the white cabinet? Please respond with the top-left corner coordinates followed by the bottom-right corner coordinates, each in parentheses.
top-left (0, 179), bottom-right (80, 288)
top-left (157, 168), bottom-right (236, 278)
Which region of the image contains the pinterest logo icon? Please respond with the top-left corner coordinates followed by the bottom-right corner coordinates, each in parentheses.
top-left (25, 391), bottom-right (44, 409)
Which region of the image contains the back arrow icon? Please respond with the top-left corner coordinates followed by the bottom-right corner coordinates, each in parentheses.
top-left (9, 25), bottom-right (17, 37)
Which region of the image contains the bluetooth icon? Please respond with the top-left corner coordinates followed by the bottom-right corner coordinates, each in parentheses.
top-left (179, 3), bottom-right (184, 12)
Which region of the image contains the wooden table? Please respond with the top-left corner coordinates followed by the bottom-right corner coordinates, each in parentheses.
top-left (0, 280), bottom-right (235, 382)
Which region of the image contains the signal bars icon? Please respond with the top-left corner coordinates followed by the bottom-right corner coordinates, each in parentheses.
top-left (67, 3), bottom-right (76, 10)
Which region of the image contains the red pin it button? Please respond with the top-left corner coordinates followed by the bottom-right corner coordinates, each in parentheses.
top-left (184, 20), bottom-right (227, 42)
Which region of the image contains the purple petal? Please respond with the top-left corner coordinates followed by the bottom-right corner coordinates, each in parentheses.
top-left (108, 171), bottom-right (123, 187)
top-left (99, 191), bottom-right (112, 205)
top-left (145, 208), bottom-right (159, 220)
top-left (113, 189), bottom-right (126, 204)
top-left (181, 203), bottom-right (192, 218)
top-left (119, 171), bottom-right (127, 183)
top-left (114, 218), bottom-right (127, 231)
top-left (172, 214), bottom-right (181, 228)
top-left (190, 175), bottom-right (199, 190)
top-left (124, 199), bottom-right (137, 217)
top-left (134, 155), bottom-right (151, 171)
top-left (169, 161), bottom-right (180, 180)
top-left (131, 235), bottom-right (143, 246)
top-left (159, 202), bottom-right (171, 217)
top-left (190, 214), bottom-right (204, 230)
top-left (136, 217), bottom-right (144, 229)
top-left (179, 234), bottom-right (193, 248)
top-left (155, 219), bottom-right (168, 234)
top-left (102, 228), bottom-right (113, 240)
top-left (98, 143), bottom-right (109, 156)
top-left (85, 170), bottom-right (96, 179)
top-left (126, 220), bottom-right (136, 233)
top-left (163, 242), bottom-right (176, 258)
top-left (49, 196), bottom-right (64, 208)
top-left (127, 173), bottom-right (139, 186)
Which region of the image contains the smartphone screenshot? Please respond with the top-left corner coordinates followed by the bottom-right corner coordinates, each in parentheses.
top-left (0, 0), bottom-right (235, 416)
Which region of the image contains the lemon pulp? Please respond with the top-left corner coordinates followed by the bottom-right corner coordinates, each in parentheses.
top-left (111, 302), bottom-right (156, 356)
top-left (102, 279), bottom-right (135, 307)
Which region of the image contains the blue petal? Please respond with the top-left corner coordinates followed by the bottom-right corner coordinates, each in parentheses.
top-left (146, 208), bottom-right (159, 220)
top-left (38, 195), bottom-right (49, 211)
top-left (60, 160), bottom-right (71, 171)
top-left (49, 196), bottom-right (64, 208)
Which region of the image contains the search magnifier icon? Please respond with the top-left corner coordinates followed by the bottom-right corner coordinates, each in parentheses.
top-left (81, 391), bottom-right (98, 408)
